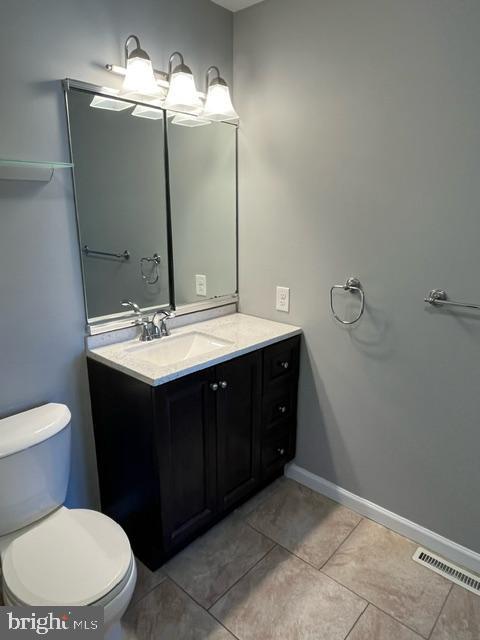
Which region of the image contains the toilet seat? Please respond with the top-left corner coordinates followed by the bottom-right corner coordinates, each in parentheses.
top-left (2, 508), bottom-right (132, 606)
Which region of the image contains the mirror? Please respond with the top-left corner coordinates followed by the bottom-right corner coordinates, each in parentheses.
top-left (168, 117), bottom-right (237, 306)
top-left (67, 88), bottom-right (170, 321)
top-left (65, 81), bottom-right (238, 328)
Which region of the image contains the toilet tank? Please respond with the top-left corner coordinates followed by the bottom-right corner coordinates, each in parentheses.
top-left (0, 403), bottom-right (71, 536)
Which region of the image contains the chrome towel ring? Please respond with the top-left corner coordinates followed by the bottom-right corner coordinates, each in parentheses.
top-left (140, 253), bottom-right (161, 285)
top-left (330, 277), bottom-right (365, 325)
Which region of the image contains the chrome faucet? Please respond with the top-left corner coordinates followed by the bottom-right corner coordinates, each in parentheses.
top-left (121, 300), bottom-right (157, 342)
top-left (121, 301), bottom-right (175, 341)
top-left (152, 309), bottom-right (175, 337)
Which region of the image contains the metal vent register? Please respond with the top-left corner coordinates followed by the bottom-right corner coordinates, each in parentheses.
top-left (413, 547), bottom-right (480, 596)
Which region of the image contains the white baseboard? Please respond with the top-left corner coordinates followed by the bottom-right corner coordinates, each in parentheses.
top-left (285, 463), bottom-right (480, 575)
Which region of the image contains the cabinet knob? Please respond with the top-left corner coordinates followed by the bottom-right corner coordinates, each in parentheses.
top-left (210, 383), bottom-right (219, 391)
top-left (278, 405), bottom-right (287, 414)
top-left (277, 448), bottom-right (286, 456)
top-left (280, 361), bottom-right (289, 369)
top-left (219, 380), bottom-right (228, 389)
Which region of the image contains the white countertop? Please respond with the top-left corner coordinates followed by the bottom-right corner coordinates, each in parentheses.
top-left (87, 313), bottom-right (302, 386)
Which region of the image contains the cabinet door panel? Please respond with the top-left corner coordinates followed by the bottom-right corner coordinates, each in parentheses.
top-left (155, 367), bottom-right (217, 551)
top-left (217, 351), bottom-right (262, 510)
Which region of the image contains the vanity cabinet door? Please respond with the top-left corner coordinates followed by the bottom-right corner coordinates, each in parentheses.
top-left (216, 351), bottom-right (262, 510)
top-left (155, 367), bottom-right (218, 552)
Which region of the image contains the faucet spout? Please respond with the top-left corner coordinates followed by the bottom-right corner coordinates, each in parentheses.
top-left (152, 309), bottom-right (176, 337)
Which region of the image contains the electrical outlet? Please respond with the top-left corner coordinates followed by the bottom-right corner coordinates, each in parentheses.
top-left (196, 274), bottom-right (207, 297)
top-left (276, 286), bottom-right (290, 312)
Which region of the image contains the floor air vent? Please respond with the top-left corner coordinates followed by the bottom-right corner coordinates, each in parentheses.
top-left (413, 547), bottom-right (480, 596)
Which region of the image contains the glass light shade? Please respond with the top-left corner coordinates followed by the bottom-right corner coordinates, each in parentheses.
top-left (171, 113), bottom-right (211, 127)
top-left (90, 94), bottom-right (132, 111)
top-left (132, 101), bottom-right (164, 120)
top-left (164, 69), bottom-right (202, 114)
top-left (122, 56), bottom-right (159, 96)
top-left (203, 80), bottom-right (239, 122)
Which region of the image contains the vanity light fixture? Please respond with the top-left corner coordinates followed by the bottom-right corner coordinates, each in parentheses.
top-left (132, 100), bottom-right (164, 120)
top-left (90, 92), bottom-right (132, 111)
top-left (121, 35), bottom-right (160, 97)
top-left (163, 52), bottom-right (202, 115)
top-left (171, 113), bottom-right (211, 128)
top-left (202, 66), bottom-right (239, 122)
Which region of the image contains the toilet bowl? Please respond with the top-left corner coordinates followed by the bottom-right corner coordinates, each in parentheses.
top-left (0, 403), bottom-right (137, 633)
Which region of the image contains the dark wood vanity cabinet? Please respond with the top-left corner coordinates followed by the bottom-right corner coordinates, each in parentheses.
top-left (87, 335), bottom-right (300, 570)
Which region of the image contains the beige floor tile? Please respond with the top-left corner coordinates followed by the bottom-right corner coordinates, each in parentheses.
top-left (431, 586), bottom-right (480, 640)
top-left (234, 476), bottom-right (287, 519)
top-left (348, 605), bottom-right (422, 640)
top-left (211, 546), bottom-right (366, 640)
top-left (323, 519), bottom-right (451, 637)
top-left (130, 559), bottom-right (166, 607)
top-left (164, 513), bottom-right (274, 608)
top-left (247, 479), bottom-right (362, 567)
top-left (123, 578), bottom-right (235, 640)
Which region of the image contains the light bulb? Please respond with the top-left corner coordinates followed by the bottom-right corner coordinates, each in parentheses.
top-left (122, 57), bottom-right (159, 96)
top-left (164, 57), bottom-right (202, 114)
top-left (121, 36), bottom-right (159, 97)
top-left (203, 78), bottom-right (238, 122)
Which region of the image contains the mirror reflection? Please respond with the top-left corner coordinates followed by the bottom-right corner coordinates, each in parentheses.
top-left (168, 116), bottom-right (237, 306)
top-left (67, 88), bottom-right (170, 320)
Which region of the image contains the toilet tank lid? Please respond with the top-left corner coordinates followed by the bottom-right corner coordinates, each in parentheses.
top-left (0, 403), bottom-right (71, 459)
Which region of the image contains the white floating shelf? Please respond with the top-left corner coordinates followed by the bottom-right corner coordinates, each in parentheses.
top-left (0, 159), bottom-right (73, 182)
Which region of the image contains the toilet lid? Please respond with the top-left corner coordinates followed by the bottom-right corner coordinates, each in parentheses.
top-left (2, 508), bottom-right (132, 606)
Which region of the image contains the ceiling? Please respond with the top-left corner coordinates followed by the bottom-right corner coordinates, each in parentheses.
top-left (211, 0), bottom-right (265, 12)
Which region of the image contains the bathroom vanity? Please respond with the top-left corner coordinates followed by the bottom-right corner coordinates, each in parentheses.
top-left (87, 314), bottom-right (301, 569)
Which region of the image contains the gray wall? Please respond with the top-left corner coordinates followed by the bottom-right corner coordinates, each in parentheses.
top-left (0, 0), bottom-right (232, 508)
top-left (235, 0), bottom-right (480, 552)
top-left (169, 120), bottom-right (237, 305)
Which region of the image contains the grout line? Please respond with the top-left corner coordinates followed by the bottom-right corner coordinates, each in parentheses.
top-left (246, 518), bottom-right (364, 577)
top-left (207, 543), bottom-right (277, 611)
top-left (165, 577), bottom-right (242, 640)
top-left (344, 602), bottom-right (370, 640)
top-left (318, 570), bottom-right (430, 640)
top-left (318, 517), bottom-right (365, 571)
top-left (427, 583), bottom-right (453, 640)
top-left (128, 563), bottom-right (167, 609)
top-left (370, 604), bottom-right (430, 639)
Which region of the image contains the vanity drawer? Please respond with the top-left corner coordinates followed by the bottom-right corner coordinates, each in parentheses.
top-left (263, 336), bottom-right (300, 389)
top-left (261, 431), bottom-right (293, 479)
top-left (262, 385), bottom-right (297, 433)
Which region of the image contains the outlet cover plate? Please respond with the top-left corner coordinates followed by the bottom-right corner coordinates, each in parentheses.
top-left (196, 274), bottom-right (207, 297)
top-left (276, 286), bottom-right (290, 312)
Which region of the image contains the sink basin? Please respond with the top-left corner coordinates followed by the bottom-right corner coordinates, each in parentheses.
top-left (124, 331), bottom-right (233, 368)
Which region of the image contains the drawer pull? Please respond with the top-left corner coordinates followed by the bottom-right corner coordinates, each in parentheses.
top-left (280, 361), bottom-right (289, 369)
top-left (210, 383), bottom-right (219, 391)
top-left (278, 405), bottom-right (287, 414)
top-left (219, 380), bottom-right (228, 389)
top-left (277, 448), bottom-right (286, 456)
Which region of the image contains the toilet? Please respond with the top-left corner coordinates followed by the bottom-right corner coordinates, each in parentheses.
top-left (0, 403), bottom-right (136, 637)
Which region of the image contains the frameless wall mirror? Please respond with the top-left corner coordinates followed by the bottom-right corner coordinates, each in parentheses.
top-left (168, 115), bottom-right (237, 307)
top-left (65, 85), bottom-right (170, 322)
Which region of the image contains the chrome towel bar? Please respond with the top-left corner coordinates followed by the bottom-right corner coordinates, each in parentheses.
top-left (425, 289), bottom-right (480, 311)
top-left (330, 277), bottom-right (365, 325)
top-left (83, 245), bottom-right (130, 260)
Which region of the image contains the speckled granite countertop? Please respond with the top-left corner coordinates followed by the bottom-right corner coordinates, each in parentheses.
top-left (87, 313), bottom-right (302, 386)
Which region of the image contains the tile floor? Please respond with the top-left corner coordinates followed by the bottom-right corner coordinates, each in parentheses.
top-left (123, 477), bottom-right (480, 639)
